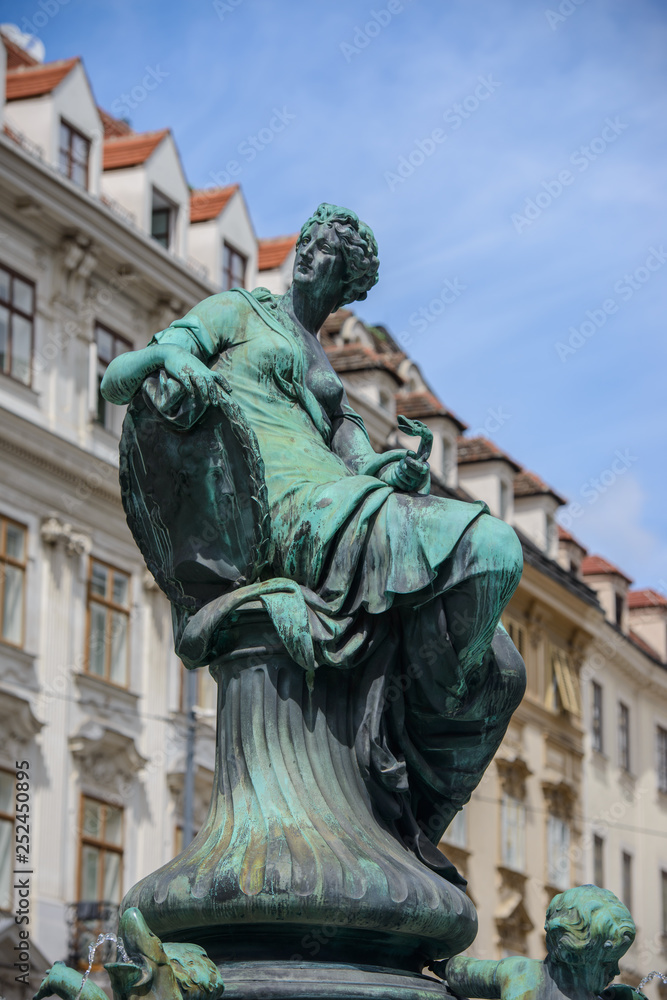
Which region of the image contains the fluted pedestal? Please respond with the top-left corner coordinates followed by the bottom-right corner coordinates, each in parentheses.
top-left (123, 615), bottom-right (476, 991)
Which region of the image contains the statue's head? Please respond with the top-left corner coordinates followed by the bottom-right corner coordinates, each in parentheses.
top-left (295, 203), bottom-right (379, 311)
top-left (545, 885), bottom-right (635, 994)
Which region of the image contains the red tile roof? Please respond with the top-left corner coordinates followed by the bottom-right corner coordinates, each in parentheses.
top-left (258, 234), bottom-right (298, 271)
top-left (628, 588), bottom-right (667, 610)
top-left (189, 185), bottom-right (238, 222)
top-left (1, 32), bottom-right (40, 69)
top-left (581, 554), bottom-right (633, 584)
top-left (325, 343), bottom-right (402, 382)
top-left (456, 436), bottom-right (522, 473)
top-left (395, 390), bottom-right (467, 430)
top-left (98, 107), bottom-right (132, 139)
top-left (514, 469), bottom-right (566, 504)
top-left (6, 57), bottom-right (78, 100)
top-left (557, 526), bottom-right (588, 553)
top-left (103, 129), bottom-right (170, 170)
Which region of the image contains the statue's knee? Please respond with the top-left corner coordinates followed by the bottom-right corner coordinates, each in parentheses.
top-left (473, 515), bottom-right (523, 580)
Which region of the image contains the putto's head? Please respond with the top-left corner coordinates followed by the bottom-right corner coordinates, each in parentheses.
top-left (545, 885), bottom-right (635, 994)
top-left (295, 203), bottom-right (379, 311)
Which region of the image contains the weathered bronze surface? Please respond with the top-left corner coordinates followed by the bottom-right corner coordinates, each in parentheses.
top-left (96, 203), bottom-right (529, 993)
top-left (442, 886), bottom-right (641, 1000)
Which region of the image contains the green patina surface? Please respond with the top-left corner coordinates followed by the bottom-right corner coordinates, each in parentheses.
top-left (444, 886), bottom-right (640, 1000)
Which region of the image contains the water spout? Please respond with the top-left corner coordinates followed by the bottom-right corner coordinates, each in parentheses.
top-left (75, 933), bottom-right (130, 1000)
top-left (637, 972), bottom-right (667, 991)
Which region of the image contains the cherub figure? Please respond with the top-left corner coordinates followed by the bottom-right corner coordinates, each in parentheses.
top-left (443, 885), bottom-right (640, 1000)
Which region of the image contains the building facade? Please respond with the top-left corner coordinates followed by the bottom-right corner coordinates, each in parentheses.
top-left (0, 29), bottom-right (664, 1000)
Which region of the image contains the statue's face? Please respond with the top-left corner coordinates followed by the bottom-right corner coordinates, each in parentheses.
top-left (583, 947), bottom-right (623, 995)
top-left (293, 223), bottom-right (345, 296)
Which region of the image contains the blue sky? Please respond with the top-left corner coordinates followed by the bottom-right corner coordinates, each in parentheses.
top-left (7, 0), bottom-right (667, 590)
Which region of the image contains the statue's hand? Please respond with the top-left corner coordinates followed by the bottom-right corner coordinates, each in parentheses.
top-left (381, 452), bottom-right (430, 492)
top-left (162, 348), bottom-right (230, 404)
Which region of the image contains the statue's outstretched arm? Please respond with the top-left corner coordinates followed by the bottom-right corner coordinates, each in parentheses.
top-left (445, 956), bottom-right (503, 999)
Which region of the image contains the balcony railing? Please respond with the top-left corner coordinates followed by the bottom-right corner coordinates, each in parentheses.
top-left (67, 900), bottom-right (120, 969)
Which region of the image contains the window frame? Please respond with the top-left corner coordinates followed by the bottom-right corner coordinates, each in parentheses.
top-left (618, 702), bottom-right (631, 773)
top-left (0, 514), bottom-right (27, 648)
top-left (0, 261), bottom-right (36, 388)
top-left (77, 795), bottom-right (124, 905)
top-left (500, 793), bottom-right (526, 873)
top-left (222, 241), bottom-right (247, 291)
top-left (593, 833), bottom-right (604, 888)
top-left (621, 850), bottom-right (633, 911)
top-left (0, 768), bottom-right (15, 910)
top-left (94, 323), bottom-right (132, 431)
top-left (58, 118), bottom-right (90, 190)
top-left (85, 557), bottom-right (131, 687)
top-left (657, 725), bottom-right (667, 794)
top-left (591, 681), bottom-right (604, 754)
top-left (150, 187), bottom-right (176, 250)
top-left (546, 813), bottom-right (570, 891)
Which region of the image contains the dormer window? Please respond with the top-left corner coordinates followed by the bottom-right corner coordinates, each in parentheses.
top-left (222, 242), bottom-right (246, 290)
top-left (499, 480), bottom-right (510, 520)
top-left (151, 188), bottom-right (175, 249)
top-left (59, 119), bottom-right (90, 189)
top-left (615, 592), bottom-right (624, 627)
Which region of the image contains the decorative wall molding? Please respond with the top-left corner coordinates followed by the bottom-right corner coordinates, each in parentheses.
top-left (41, 516), bottom-right (92, 556)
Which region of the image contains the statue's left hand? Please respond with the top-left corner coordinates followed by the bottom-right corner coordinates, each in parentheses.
top-left (162, 347), bottom-right (231, 404)
top-left (381, 452), bottom-right (430, 492)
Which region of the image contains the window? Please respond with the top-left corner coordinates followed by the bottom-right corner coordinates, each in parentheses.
top-left (151, 188), bottom-right (174, 249)
top-left (59, 119), bottom-right (90, 189)
top-left (662, 870), bottom-right (667, 936)
top-left (658, 726), bottom-right (667, 794)
top-left (0, 262), bottom-right (35, 386)
top-left (0, 770), bottom-right (14, 909)
top-left (86, 559), bottom-right (131, 686)
top-left (78, 797), bottom-right (123, 903)
top-left (0, 516), bottom-right (27, 647)
top-left (622, 851), bottom-right (632, 911)
top-left (94, 324), bottom-right (131, 430)
top-left (615, 592), bottom-right (624, 627)
top-left (499, 480), bottom-right (510, 520)
top-left (592, 681), bottom-right (604, 753)
top-left (222, 242), bottom-right (246, 290)
top-left (593, 834), bottom-right (604, 887)
top-left (546, 647), bottom-right (581, 715)
top-left (546, 815), bottom-right (570, 890)
top-left (507, 620), bottom-right (526, 658)
top-left (444, 807), bottom-right (466, 849)
top-left (501, 795), bottom-right (526, 872)
top-left (618, 702), bottom-right (630, 772)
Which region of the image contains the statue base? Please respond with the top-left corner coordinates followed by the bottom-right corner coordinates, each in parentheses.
top-left (217, 960), bottom-right (456, 1000)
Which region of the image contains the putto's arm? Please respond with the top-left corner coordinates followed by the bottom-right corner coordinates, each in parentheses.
top-left (445, 956), bottom-right (503, 999)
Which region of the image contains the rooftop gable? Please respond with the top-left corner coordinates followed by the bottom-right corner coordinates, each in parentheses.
top-left (581, 554), bottom-right (633, 585)
top-left (628, 588), bottom-right (667, 610)
top-left (6, 56), bottom-right (78, 100)
top-left (189, 185), bottom-right (239, 222)
top-left (103, 128), bottom-right (170, 170)
top-left (395, 390), bottom-right (468, 430)
top-left (514, 469), bottom-right (566, 505)
top-left (258, 234), bottom-right (298, 270)
top-left (457, 435), bottom-right (522, 473)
